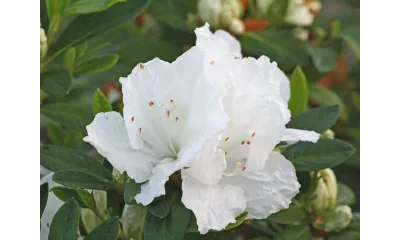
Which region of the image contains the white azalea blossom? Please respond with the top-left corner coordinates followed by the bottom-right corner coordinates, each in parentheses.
top-left (84, 23), bottom-right (319, 234)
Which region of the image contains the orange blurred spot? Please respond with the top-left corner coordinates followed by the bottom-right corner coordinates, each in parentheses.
top-left (244, 19), bottom-right (269, 32)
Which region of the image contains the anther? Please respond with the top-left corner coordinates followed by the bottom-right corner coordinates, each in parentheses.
top-left (241, 141), bottom-right (245, 145)
top-left (139, 63), bottom-right (144, 69)
top-left (252, 132), bottom-right (256, 137)
top-left (175, 117), bottom-right (179, 122)
top-left (210, 61), bottom-right (214, 65)
top-left (247, 141), bottom-right (251, 145)
top-left (148, 101), bottom-right (154, 106)
top-left (131, 116), bottom-right (134, 122)
top-left (242, 166), bottom-right (246, 172)
top-left (225, 137), bottom-right (230, 141)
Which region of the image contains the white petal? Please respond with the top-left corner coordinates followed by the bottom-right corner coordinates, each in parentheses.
top-left (214, 30), bottom-right (242, 57)
top-left (281, 128), bottom-right (320, 143)
top-left (84, 112), bottom-right (157, 183)
top-left (40, 173), bottom-right (63, 240)
top-left (285, 5), bottom-right (314, 26)
top-left (185, 138), bottom-right (227, 186)
top-left (181, 173), bottom-right (246, 234)
top-left (135, 158), bottom-right (176, 205)
top-left (219, 152), bottom-right (300, 219)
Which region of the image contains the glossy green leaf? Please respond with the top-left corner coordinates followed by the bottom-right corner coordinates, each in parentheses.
top-left (286, 105), bottom-right (340, 133)
top-left (265, 0), bottom-right (289, 26)
top-left (121, 204), bottom-right (147, 239)
top-left (51, 186), bottom-right (90, 208)
top-left (47, 122), bottom-right (66, 146)
top-left (341, 20), bottom-right (360, 58)
top-left (283, 139), bottom-right (355, 172)
top-left (53, 171), bottom-right (114, 191)
top-left (63, 47), bottom-right (76, 69)
top-left (147, 199), bottom-right (170, 218)
top-left (64, 0), bottom-right (126, 15)
top-left (48, 0), bottom-right (148, 55)
top-left (337, 182), bottom-right (356, 206)
top-left (275, 225), bottom-right (312, 240)
top-left (77, 189), bottom-right (98, 210)
top-left (75, 42), bottom-right (88, 59)
top-left (288, 66), bottom-right (308, 116)
top-left (267, 205), bottom-right (305, 224)
top-left (224, 212), bottom-right (248, 231)
top-left (144, 190), bottom-right (191, 240)
top-left (308, 84), bottom-right (348, 123)
top-left (40, 70), bottom-right (72, 95)
top-left (240, 31), bottom-right (309, 68)
top-left (250, 237), bottom-right (271, 240)
top-left (124, 179), bottom-right (142, 205)
top-left (329, 230), bottom-right (360, 240)
top-left (45, 0), bottom-right (70, 18)
top-left (40, 145), bottom-right (112, 180)
top-left (86, 217), bottom-right (119, 240)
top-left (41, 103), bottom-right (93, 129)
top-left (40, 182), bottom-right (49, 218)
top-left (249, 219), bottom-right (276, 236)
top-left (93, 89), bottom-right (113, 115)
top-left (63, 130), bottom-right (84, 148)
top-left (48, 199), bottom-right (80, 240)
top-left (75, 54), bottom-right (119, 75)
top-left (79, 42), bottom-right (110, 62)
top-left (306, 44), bottom-right (338, 73)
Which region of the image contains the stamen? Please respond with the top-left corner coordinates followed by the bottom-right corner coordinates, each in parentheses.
top-left (247, 141), bottom-right (251, 145)
top-left (148, 101), bottom-right (154, 106)
top-left (241, 141), bottom-right (245, 145)
top-left (225, 137), bottom-right (230, 141)
top-left (252, 132), bottom-right (256, 137)
top-left (139, 63), bottom-right (144, 69)
top-left (131, 116), bottom-right (134, 122)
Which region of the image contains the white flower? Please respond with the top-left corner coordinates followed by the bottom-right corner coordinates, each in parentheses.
top-left (285, 0), bottom-right (322, 26)
top-left (84, 23), bottom-right (319, 234)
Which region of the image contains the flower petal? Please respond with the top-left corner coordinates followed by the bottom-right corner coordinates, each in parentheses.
top-left (281, 128), bottom-right (320, 143)
top-left (181, 173), bottom-right (246, 234)
top-left (84, 112), bottom-right (157, 183)
top-left (219, 152), bottom-right (300, 219)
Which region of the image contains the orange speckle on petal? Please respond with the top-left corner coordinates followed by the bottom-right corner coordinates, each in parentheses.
top-left (131, 116), bottom-right (134, 122)
top-left (247, 141), bottom-right (251, 145)
top-left (175, 117), bottom-right (179, 122)
top-left (139, 128), bottom-right (142, 133)
top-left (241, 141), bottom-right (245, 145)
top-left (139, 63), bottom-right (144, 69)
top-left (210, 61), bottom-right (214, 65)
top-left (225, 152), bottom-right (228, 156)
top-left (242, 166), bottom-right (246, 171)
top-left (225, 137), bottom-right (230, 141)
top-left (167, 111), bottom-right (170, 117)
top-left (252, 132), bottom-right (256, 137)
top-left (148, 101), bottom-right (154, 106)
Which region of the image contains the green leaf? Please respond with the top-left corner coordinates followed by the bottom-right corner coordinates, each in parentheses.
top-left (41, 103), bottom-right (93, 129)
top-left (45, 0), bottom-right (70, 18)
top-left (347, 212), bottom-right (360, 231)
top-left (121, 204), bottom-right (147, 239)
top-left (77, 189), bottom-right (98, 211)
top-left (40, 145), bottom-right (112, 180)
top-left (64, 0), bottom-right (127, 15)
top-left (267, 205), bottom-right (305, 224)
top-left (41, 70), bottom-right (72, 95)
top-left (329, 230), bottom-right (360, 240)
top-left (306, 44), bottom-right (338, 73)
top-left (147, 199), bottom-right (170, 218)
top-left (63, 130), bottom-right (85, 148)
top-left (40, 182), bottom-right (49, 218)
top-left (224, 212), bottom-right (248, 231)
top-left (53, 171), bottom-right (114, 191)
top-left (48, 0), bottom-right (148, 55)
top-left (249, 219), bottom-right (276, 236)
top-left (265, 0), bottom-right (289, 26)
top-left (250, 237), bottom-right (271, 240)
top-left (86, 216), bottom-right (119, 240)
top-left (283, 139), bottom-right (355, 172)
top-left (48, 199), bottom-right (80, 240)
top-left (75, 42), bottom-right (88, 59)
top-left (79, 42), bottom-right (110, 62)
top-left (47, 122), bottom-right (66, 146)
top-left (286, 105), bottom-right (340, 133)
top-left (275, 225), bottom-right (312, 240)
top-left (341, 21), bottom-right (360, 58)
top-left (144, 190), bottom-right (191, 240)
top-left (64, 47), bottom-right (76, 69)
top-left (124, 179), bottom-right (141, 205)
top-left (240, 31), bottom-right (309, 69)
top-left (288, 66), bottom-right (308, 116)
top-left (337, 182), bottom-right (356, 206)
top-left (75, 54), bottom-right (119, 75)
top-left (93, 89), bottom-right (113, 115)
top-left (51, 186), bottom-right (90, 208)
top-left (308, 84), bottom-right (348, 123)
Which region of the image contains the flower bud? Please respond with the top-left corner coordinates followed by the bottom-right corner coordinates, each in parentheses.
top-left (292, 27), bottom-right (309, 41)
top-left (315, 205), bottom-right (353, 232)
top-left (311, 168), bottom-right (337, 214)
top-left (321, 129), bottom-right (335, 139)
top-left (40, 28), bottom-right (48, 59)
top-left (198, 0), bottom-right (222, 29)
top-left (285, 0), bottom-right (322, 26)
top-left (220, 0), bottom-right (244, 27)
top-left (256, 0), bottom-right (274, 16)
top-left (229, 18), bottom-right (245, 35)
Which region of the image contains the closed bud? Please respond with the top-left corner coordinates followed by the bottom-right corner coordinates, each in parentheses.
top-left (198, 0), bottom-right (222, 29)
top-left (220, 0), bottom-right (244, 27)
top-left (314, 205), bottom-right (353, 232)
top-left (40, 28), bottom-right (48, 59)
top-left (292, 27), bottom-right (309, 41)
top-left (321, 129), bottom-right (335, 139)
top-left (229, 18), bottom-right (245, 35)
top-left (311, 168), bottom-right (337, 214)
